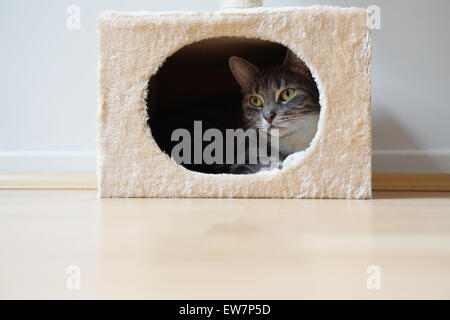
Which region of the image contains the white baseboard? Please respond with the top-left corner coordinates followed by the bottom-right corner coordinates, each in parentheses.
top-left (373, 149), bottom-right (450, 173)
top-left (0, 151), bottom-right (97, 172)
top-left (0, 149), bottom-right (449, 173)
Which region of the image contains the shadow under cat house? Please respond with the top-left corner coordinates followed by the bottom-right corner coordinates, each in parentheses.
top-left (97, 7), bottom-right (372, 198)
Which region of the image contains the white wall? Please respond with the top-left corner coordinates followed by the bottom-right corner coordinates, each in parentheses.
top-left (1, 0), bottom-right (449, 173)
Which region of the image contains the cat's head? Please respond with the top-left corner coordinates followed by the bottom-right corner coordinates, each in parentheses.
top-left (229, 50), bottom-right (320, 138)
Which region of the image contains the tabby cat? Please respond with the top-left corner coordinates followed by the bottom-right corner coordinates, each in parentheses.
top-left (228, 49), bottom-right (321, 173)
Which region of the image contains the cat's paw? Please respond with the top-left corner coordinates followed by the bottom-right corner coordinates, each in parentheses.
top-left (282, 151), bottom-right (306, 169)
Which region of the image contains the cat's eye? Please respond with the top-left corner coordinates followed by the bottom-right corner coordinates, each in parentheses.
top-left (249, 96), bottom-right (263, 108)
top-left (280, 88), bottom-right (295, 101)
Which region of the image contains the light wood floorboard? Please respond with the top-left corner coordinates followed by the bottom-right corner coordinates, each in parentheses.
top-left (1, 189), bottom-right (449, 299)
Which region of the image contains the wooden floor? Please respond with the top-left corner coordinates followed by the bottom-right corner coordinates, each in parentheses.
top-left (1, 189), bottom-right (450, 299)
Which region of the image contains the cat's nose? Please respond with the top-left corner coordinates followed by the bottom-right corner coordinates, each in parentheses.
top-left (263, 112), bottom-right (276, 124)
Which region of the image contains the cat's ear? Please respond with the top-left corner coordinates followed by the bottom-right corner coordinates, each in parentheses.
top-left (283, 49), bottom-right (314, 82)
top-left (229, 56), bottom-right (259, 91)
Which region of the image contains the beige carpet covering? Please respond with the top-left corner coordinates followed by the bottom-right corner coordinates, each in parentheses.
top-left (97, 6), bottom-right (372, 198)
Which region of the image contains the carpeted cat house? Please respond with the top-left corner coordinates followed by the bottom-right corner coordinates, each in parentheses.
top-left (97, 0), bottom-right (372, 198)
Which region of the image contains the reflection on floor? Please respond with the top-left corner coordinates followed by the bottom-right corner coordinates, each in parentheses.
top-left (0, 190), bottom-right (449, 299)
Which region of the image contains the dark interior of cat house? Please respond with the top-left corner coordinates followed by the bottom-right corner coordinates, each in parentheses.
top-left (147, 37), bottom-right (318, 174)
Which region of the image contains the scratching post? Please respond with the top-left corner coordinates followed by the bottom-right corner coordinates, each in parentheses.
top-left (219, 0), bottom-right (263, 9)
top-left (97, 4), bottom-right (372, 199)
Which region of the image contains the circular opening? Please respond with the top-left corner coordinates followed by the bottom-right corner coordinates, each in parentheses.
top-left (147, 37), bottom-right (320, 174)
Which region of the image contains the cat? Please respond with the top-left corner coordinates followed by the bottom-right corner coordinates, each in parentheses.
top-left (227, 49), bottom-right (321, 174)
